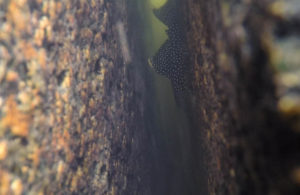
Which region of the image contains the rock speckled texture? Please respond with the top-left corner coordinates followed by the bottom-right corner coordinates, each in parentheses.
top-left (184, 0), bottom-right (300, 194)
top-left (1, 0), bottom-right (299, 194)
top-left (0, 0), bottom-right (152, 194)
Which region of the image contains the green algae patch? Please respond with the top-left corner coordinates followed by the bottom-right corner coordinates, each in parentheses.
top-left (141, 0), bottom-right (169, 57)
top-left (150, 0), bottom-right (168, 9)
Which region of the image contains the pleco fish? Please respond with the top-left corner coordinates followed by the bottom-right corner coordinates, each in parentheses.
top-left (148, 0), bottom-right (190, 107)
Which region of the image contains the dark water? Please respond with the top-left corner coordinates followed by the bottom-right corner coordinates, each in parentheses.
top-left (127, 0), bottom-right (207, 194)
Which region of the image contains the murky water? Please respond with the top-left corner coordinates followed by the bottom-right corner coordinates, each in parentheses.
top-left (127, 0), bottom-right (205, 194)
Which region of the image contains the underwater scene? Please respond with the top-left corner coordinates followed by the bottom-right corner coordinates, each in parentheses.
top-left (0, 0), bottom-right (299, 194)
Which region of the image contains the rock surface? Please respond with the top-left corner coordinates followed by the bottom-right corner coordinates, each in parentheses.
top-left (0, 0), bottom-right (299, 194)
top-left (0, 0), bottom-right (152, 194)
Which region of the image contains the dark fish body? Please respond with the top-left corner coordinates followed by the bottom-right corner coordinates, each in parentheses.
top-left (149, 0), bottom-right (190, 106)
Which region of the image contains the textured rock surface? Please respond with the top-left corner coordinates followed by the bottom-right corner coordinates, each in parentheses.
top-left (0, 0), bottom-right (152, 194)
top-left (0, 0), bottom-right (299, 194)
top-left (184, 0), bottom-right (300, 194)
